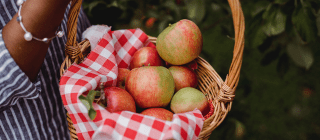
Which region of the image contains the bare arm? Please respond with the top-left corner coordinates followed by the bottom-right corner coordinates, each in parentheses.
top-left (2, 0), bottom-right (71, 82)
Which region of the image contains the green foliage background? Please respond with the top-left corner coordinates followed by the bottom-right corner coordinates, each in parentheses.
top-left (82, 0), bottom-right (320, 139)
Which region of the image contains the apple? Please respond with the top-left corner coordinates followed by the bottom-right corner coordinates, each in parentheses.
top-left (129, 47), bottom-right (164, 70)
top-left (141, 108), bottom-right (174, 121)
top-left (103, 86), bottom-right (136, 113)
top-left (184, 60), bottom-right (198, 71)
top-left (156, 19), bottom-right (203, 65)
top-left (116, 68), bottom-right (130, 89)
top-left (168, 66), bottom-right (198, 92)
top-left (125, 66), bottom-right (175, 108)
top-left (170, 87), bottom-right (209, 116)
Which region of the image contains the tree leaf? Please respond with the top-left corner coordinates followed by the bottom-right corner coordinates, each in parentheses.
top-left (316, 11), bottom-right (320, 37)
top-left (162, 0), bottom-right (181, 20)
top-left (230, 118), bottom-right (246, 138)
top-left (247, 11), bottom-right (268, 48)
top-left (130, 18), bottom-right (142, 28)
top-left (147, 10), bottom-right (159, 19)
top-left (250, 1), bottom-right (270, 17)
top-left (258, 36), bottom-right (273, 53)
top-left (164, 0), bottom-right (177, 10)
top-left (274, 0), bottom-right (290, 5)
top-left (211, 2), bottom-right (221, 11)
top-left (260, 45), bottom-right (281, 66)
top-left (277, 53), bottom-right (290, 78)
top-left (185, 0), bottom-right (206, 24)
top-left (262, 5), bottom-right (287, 36)
top-left (158, 19), bottom-right (169, 33)
top-left (292, 6), bottom-right (317, 43)
top-left (85, 1), bottom-right (107, 16)
top-left (286, 38), bottom-right (314, 70)
top-left (108, 0), bottom-right (118, 8)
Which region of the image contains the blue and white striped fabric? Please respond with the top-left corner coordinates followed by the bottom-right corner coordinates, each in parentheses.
top-left (0, 0), bottom-right (91, 139)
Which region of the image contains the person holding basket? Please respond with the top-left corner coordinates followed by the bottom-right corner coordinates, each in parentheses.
top-left (0, 0), bottom-right (90, 139)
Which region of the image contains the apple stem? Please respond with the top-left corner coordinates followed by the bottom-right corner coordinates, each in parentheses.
top-left (169, 23), bottom-right (172, 27)
top-left (100, 82), bottom-right (107, 106)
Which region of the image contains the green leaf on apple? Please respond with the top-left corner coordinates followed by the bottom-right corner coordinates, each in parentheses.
top-left (79, 95), bottom-right (90, 109)
top-left (79, 90), bottom-right (100, 120)
top-left (88, 109), bottom-right (97, 121)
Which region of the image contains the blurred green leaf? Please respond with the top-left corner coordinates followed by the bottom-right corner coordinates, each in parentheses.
top-left (274, 0), bottom-right (290, 5)
top-left (87, 90), bottom-right (97, 102)
top-left (79, 90), bottom-right (100, 120)
top-left (250, 1), bottom-right (270, 17)
top-left (158, 15), bottom-right (174, 33)
top-left (316, 11), bottom-right (320, 36)
top-left (162, 1), bottom-right (181, 21)
top-left (79, 95), bottom-right (90, 109)
top-left (251, 27), bottom-right (268, 48)
top-left (230, 118), bottom-right (246, 139)
top-left (277, 53), bottom-right (290, 78)
top-left (292, 5), bottom-right (317, 43)
top-left (247, 11), bottom-right (268, 48)
top-left (186, 0), bottom-right (206, 24)
top-left (260, 45), bottom-right (281, 66)
top-left (84, 0), bottom-right (107, 16)
top-left (147, 10), bottom-right (160, 19)
top-left (158, 20), bottom-right (169, 33)
top-left (286, 37), bottom-right (314, 70)
top-left (163, 0), bottom-right (177, 10)
top-left (211, 2), bottom-right (221, 11)
top-left (258, 36), bottom-right (273, 53)
top-left (262, 4), bottom-right (287, 36)
top-left (108, 0), bottom-right (118, 7)
top-left (130, 18), bottom-right (142, 28)
top-left (88, 109), bottom-right (97, 120)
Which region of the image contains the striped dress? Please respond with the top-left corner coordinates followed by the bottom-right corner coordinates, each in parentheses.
top-left (0, 0), bottom-right (91, 139)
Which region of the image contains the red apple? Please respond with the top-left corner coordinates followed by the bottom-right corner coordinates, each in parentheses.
top-left (168, 66), bottom-right (198, 92)
top-left (104, 86), bottom-right (136, 113)
top-left (125, 66), bottom-right (175, 108)
top-left (184, 60), bottom-right (198, 71)
top-left (170, 87), bottom-right (210, 116)
top-left (141, 108), bottom-right (174, 121)
top-left (116, 68), bottom-right (130, 89)
top-left (129, 47), bottom-right (164, 70)
top-left (156, 19), bottom-right (203, 65)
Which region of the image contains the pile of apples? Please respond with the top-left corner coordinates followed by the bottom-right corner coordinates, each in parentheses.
top-left (98, 19), bottom-right (210, 121)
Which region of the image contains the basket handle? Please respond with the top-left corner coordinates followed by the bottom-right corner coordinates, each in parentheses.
top-left (216, 0), bottom-right (245, 104)
top-left (60, 0), bottom-right (84, 76)
top-left (66, 0), bottom-right (82, 47)
top-left (226, 0), bottom-right (245, 89)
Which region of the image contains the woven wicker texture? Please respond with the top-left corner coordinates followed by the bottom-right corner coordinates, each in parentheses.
top-left (60, 0), bottom-right (245, 139)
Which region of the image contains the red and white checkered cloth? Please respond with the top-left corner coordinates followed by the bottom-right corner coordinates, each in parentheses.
top-left (59, 25), bottom-right (205, 140)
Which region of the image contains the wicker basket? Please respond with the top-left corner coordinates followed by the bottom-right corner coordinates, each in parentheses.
top-left (60, 0), bottom-right (245, 139)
